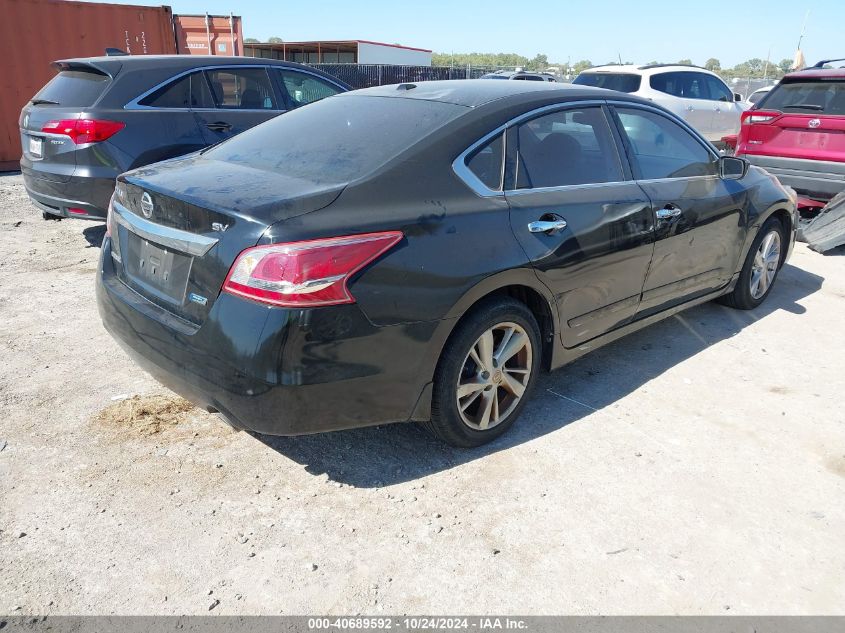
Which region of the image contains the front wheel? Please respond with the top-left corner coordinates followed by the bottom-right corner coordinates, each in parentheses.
top-left (720, 217), bottom-right (785, 310)
top-left (424, 298), bottom-right (541, 447)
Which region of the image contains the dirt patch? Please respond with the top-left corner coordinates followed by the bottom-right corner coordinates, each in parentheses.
top-left (95, 394), bottom-right (196, 436)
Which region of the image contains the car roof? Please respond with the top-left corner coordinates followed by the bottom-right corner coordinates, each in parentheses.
top-left (784, 68), bottom-right (845, 80)
top-left (55, 54), bottom-right (306, 72)
top-left (580, 64), bottom-right (717, 76)
top-left (339, 79), bottom-right (626, 108)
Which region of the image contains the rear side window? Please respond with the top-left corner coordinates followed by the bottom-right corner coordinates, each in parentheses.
top-left (615, 107), bottom-right (716, 179)
top-left (138, 72), bottom-right (213, 108)
top-left (573, 73), bottom-right (642, 93)
top-left (761, 80), bottom-right (845, 115)
top-left (277, 70), bottom-right (342, 108)
top-left (205, 95), bottom-right (466, 185)
top-left (466, 134), bottom-right (503, 190)
top-left (515, 107), bottom-right (622, 189)
top-left (32, 70), bottom-right (110, 107)
top-left (650, 72), bottom-right (710, 100)
top-left (704, 75), bottom-right (733, 102)
top-left (205, 68), bottom-right (277, 110)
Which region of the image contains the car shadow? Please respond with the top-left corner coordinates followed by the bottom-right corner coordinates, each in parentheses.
top-left (250, 262), bottom-right (823, 488)
top-left (83, 223), bottom-right (106, 248)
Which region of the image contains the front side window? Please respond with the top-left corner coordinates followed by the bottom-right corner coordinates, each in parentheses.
top-left (277, 70), bottom-right (342, 108)
top-left (204, 68), bottom-right (277, 110)
top-left (615, 107), bottom-right (717, 179)
top-left (705, 75), bottom-right (733, 102)
top-left (515, 107), bottom-right (623, 189)
top-left (138, 72), bottom-right (213, 108)
top-left (466, 134), bottom-right (504, 190)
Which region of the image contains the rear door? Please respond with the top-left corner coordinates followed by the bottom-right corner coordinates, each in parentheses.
top-left (19, 66), bottom-right (112, 182)
top-left (194, 66), bottom-right (284, 143)
top-left (749, 77), bottom-right (845, 161)
top-left (610, 104), bottom-right (744, 316)
top-left (649, 71), bottom-right (715, 138)
top-left (505, 104), bottom-right (656, 347)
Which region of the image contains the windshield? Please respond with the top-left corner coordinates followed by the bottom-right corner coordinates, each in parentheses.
top-left (761, 80), bottom-right (845, 114)
top-left (573, 73), bottom-right (642, 93)
top-left (205, 95), bottom-right (467, 185)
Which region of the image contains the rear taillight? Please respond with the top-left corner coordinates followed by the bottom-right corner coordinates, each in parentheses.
top-left (222, 231), bottom-right (404, 308)
top-left (41, 118), bottom-right (125, 144)
top-left (741, 110), bottom-right (780, 125)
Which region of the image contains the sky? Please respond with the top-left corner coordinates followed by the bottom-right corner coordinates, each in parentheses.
top-left (94, 0), bottom-right (843, 68)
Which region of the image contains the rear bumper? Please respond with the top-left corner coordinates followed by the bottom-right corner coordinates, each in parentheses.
top-left (22, 167), bottom-right (116, 220)
top-left (741, 154), bottom-right (845, 202)
top-left (96, 238), bottom-right (438, 436)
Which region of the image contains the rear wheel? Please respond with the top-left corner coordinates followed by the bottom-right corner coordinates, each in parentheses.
top-left (425, 298), bottom-right (541, 447)
top-left (720, 217), bottom-right (785, 310)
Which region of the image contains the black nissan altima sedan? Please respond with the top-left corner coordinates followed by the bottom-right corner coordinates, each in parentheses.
top-left (97, 80), bottom-right (797, 447)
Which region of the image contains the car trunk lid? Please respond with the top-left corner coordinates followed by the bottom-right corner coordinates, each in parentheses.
top-left (110, 154), bottom-right (345, 325)
top-left (20, 61), bottom-right (118, 183)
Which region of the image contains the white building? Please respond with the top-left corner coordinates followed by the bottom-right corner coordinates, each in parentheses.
top-left (244, 39), bottom-right (432, 66)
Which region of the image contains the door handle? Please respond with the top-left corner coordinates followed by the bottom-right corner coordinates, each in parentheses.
top-left (206, 121), bottom-right (232, 132)
top-left (655, 204), bottom-right (683, 220)
top-left (528, 218), bottom-right (568, 234)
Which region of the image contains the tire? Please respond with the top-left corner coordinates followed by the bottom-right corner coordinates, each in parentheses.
top-left (719, 217), bottom-right (785, 310)
top-left (424, 297), bottom-right (542, 448)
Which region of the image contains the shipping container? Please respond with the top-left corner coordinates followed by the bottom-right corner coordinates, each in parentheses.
top-left (0, 0), bottom-right (177, 169)
top-left (173, 14), bottom-right (243, 57)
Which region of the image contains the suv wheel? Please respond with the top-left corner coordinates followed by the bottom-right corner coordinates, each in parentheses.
top-left (425, 298), bottom-right (541, 447)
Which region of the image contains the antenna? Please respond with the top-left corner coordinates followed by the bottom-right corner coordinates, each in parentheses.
top-left (618, 52), bottom-right (623, 65)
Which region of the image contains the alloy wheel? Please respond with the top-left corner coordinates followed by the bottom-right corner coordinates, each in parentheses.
top-left (456, 322), bottom-right (533, 431)
top-left (750, 230), bottom-right (781, 300)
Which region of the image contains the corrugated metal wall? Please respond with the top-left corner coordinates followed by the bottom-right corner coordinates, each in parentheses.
top-left (0, 0), bottom-right (177, 168)
top-left (173, 14), bottom-right (243, 56)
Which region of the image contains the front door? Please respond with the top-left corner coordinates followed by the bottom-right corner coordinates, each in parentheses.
top-left (505, 104), bottom-right (655, 348)
top-left (610, 105), bottom-right (746, 317)
top-left (194, 66), bottom-right (284, 144)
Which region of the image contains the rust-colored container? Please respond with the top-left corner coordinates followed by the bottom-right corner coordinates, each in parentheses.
top-left (173, 14), bottom-right (243, 57)
top-left (0, 0), bottom-right (177, 169)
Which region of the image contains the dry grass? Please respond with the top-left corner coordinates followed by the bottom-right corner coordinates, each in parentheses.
top-left (95, 394), bottom-right (196, 436)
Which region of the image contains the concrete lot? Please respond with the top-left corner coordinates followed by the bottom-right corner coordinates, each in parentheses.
top-left (1, 171), bottom-right (844, 615)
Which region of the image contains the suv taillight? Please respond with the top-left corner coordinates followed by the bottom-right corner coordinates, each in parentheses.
top-left (41, 119), bottom-right (125, 144)
top-left (741, 110), bottom-right (780, 124)
top-left (222, 231), bottom-right (404, 308)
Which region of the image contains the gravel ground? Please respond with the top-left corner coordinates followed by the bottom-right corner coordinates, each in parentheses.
top-left (1, 171), bottom-right (844, 615)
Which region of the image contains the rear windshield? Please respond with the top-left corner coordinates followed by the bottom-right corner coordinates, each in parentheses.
top-left (33, 70), bottom-right (110, 107)
top-left (573, 73), bottom-right (642, 93)
top-left (761, 79), bottom-right (845, 115)
top-left (205, 95), bottom-right (467, 185)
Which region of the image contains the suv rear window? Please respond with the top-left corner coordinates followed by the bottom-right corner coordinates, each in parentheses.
top-left (205, 95), bottom-right (466, 185)
top-left (760, 79), bottom-right (845, 115)
top-left (573, 73), bottom-right (641, 93)
top-left (32, 70), bottom-right (110, 107)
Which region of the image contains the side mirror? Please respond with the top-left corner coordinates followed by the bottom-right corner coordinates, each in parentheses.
top-left (719, 155), bottom-right (748, 180)
top-left (734, 93), bottom-right (743, 102)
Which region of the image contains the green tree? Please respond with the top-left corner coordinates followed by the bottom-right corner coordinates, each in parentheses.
top-left (678, 58), bottom-right (693, 66)
top-left (527, 53), bottom-right (549, 70)
top-left (778, 58), bottom-right (794, 73)
top-left (704, 58), bottom-right (721, 72)
top-left (572, 59), bottom-right (593, 74)
top-left (267, 36), bottom-right (283, 44)
top-left (244, 37), bottom-right (259, 43)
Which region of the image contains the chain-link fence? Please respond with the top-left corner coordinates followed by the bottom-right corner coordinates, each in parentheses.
top-left (310, 64), bottom-right (518, 89)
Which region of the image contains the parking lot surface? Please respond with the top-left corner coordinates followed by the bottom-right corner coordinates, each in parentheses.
top-left (1, 171), bottom-right (844, 614)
